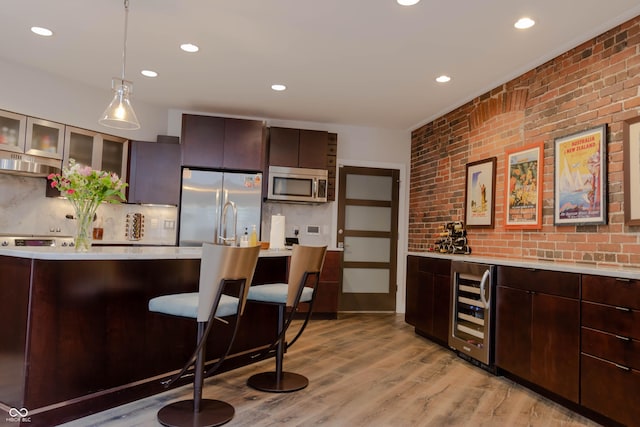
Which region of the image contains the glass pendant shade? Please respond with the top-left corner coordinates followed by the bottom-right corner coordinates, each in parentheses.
top-left (99, 78), bottom-right (140, 130)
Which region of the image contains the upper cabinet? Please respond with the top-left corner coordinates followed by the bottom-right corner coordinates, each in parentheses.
top-left (181, 114), bottom-right (266, 171)
top-left (25, 117), bottom-right (65, 159)
top-left (268, 127), bottom-right (328, 169)
top-left (128, 140), bottom-right (181, 205)
top-left (64, 126), bottom-right (129, 180)
top-left (0, 110), bottom-right (27, 153)
top-left (0, 109), bottom-right (64, 160)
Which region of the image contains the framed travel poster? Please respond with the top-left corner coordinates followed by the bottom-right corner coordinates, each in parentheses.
top-left (465, 157), bottom-right (496, 228)
top-left (504, 142), bottom-right (544, 230)
top-left (624, 116), bottom-right (640, 226)
top-left (554, 125), bottom-right (607, 225)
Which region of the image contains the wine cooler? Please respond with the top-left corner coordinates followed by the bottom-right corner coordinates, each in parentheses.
top-left (448, 260), bottom-right (496, 372)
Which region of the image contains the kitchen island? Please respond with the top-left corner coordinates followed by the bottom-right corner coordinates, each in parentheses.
top-left (0, 246), bottom-right (291, 426)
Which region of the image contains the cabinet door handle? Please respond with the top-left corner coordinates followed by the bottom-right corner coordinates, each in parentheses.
top-left (615, 334), bottom-right (631, 342)
top-left (614, 363), bottom-right (631, 371)
top-left (615, 277), bottom-right (631, 283)
top-left (615, 306), bottom-right (632, 312)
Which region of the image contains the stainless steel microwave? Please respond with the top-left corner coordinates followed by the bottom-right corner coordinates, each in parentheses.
top-left (267, 166), bottom-right (328, 203)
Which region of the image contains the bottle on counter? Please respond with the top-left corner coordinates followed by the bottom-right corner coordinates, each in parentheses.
top-left (240, 227), bottom-right (249, 247)
top-left (249, 224), bottom-right (258, 247)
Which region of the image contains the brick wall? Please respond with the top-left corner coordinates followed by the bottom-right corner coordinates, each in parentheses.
top-left (409, 15), bottom-right (640, 268)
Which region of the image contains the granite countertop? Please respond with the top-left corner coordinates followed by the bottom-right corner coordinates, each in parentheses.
top-left (0, 246), bottom-right (295, 260)
top-left (407, 251), bottom-right (640, 280)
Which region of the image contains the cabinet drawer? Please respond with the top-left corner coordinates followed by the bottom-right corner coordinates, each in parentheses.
top-left (417, 258), bottom-right (450, 276)
top-left (497, 266), bottom-right (579, 298)
top-left (582, 327), bottom-right (640, 370)
top-left (581, 353), bottom-right (640, 427)
top-left (582, 274), bottom-right (640, 309)
top-left (582, 301), bottom-right (640, 340)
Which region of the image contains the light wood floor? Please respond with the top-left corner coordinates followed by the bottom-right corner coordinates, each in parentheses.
top-left (58, 313), bottom-right (601, 427)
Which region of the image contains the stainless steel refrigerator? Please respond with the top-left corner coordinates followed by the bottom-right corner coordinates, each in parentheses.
top-left (178, 168), bottom-right (262, 246)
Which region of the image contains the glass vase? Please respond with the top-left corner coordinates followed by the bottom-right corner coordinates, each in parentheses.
top-left (74, 207), bottom-right (96, 252)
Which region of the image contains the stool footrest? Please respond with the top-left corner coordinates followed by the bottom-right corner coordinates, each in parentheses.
top-left (157, 399), bottom-right (234, 427)
top-left (247, 371), bottom-right (309, 393)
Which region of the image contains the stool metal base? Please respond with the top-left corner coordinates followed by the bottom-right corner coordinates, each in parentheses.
top-left (247, 371), bottom-right (309, 393)
top-left (157, 399), bottom-right (234, 427)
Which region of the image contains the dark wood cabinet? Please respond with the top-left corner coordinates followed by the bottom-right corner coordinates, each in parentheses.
top-left (495, 266), bottom-right (580, 403)
top-left (181, 114), bottom-right (224, 168)
top-left (297, 250), bottom-right (342, 319)
top-left (268, 127), bottom-right (299, 167)
top-left (181, 114), bottom-right (265, 171)
top-left (268, 127), bottom-right (328, 169)
top-left (405, 256), bottom-right (451, 346)
top-left (127, 140), bottom-right (181, 205)
top-left (222, 117), bottom-right (266, 170)
top-left (580, 274), bottom-right (640, 427)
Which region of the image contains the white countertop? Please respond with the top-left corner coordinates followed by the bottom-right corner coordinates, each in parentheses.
top-left (0, 246), bottom-right (294, 260)
top-left (407, 251), bottom-right (640, 280)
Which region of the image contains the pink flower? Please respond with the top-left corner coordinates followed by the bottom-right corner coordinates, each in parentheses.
top-left (79, 166), bottom-right (93, 176)
top-left (66, 189), bottom-right (75, 195)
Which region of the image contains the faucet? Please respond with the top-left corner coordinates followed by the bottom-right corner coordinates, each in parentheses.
top-left (219, 200), bottom-right (237, 246)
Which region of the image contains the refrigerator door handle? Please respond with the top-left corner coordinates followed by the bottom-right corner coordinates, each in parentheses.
top-left (479, 269), bottom-right (491, 308)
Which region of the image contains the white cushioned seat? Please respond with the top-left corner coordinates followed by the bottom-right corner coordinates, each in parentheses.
top-left (247, 283), bottom-right (313, 304)
top-left (149, 293), bottom-right (239, 319)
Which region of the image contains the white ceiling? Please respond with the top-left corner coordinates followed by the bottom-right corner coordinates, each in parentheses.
top-left (2, 0), bottom-right (640, 131)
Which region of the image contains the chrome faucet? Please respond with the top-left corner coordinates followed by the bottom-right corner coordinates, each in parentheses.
top-left (219, 200), bottom-right (237, 246)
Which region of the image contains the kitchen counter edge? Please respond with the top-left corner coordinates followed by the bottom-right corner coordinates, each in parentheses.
top-left (0, 246), bottom-right (299, 260)
top-left (406, 251), bottom-right (640, 280)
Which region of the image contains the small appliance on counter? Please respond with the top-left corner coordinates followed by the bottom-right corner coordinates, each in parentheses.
top-left (449, 260), bottom-right (497, 373)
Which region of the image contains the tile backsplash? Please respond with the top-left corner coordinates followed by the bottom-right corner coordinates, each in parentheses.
top-left (0, 174), bottom-right (334, 247)
top-left (261, 201), bottom-right (333, 247)
top-left (0, 174), bottom-right (178, 245)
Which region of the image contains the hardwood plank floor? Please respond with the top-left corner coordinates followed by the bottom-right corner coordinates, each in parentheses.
top-left (57, 314), bottom-right (601, 427)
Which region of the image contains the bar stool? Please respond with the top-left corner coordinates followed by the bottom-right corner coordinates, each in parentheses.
top-left (148, 243), bottom-right (260, 427)
top-left (246, 244), bottom-right (327, 392)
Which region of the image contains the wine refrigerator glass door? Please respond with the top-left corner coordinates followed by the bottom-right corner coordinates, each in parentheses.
top-left (449, 261), bottom-right (495, 367)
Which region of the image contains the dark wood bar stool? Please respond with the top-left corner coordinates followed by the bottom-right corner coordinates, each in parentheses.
top-left (246, 244), bottom-right (327, 392)
top-left (148, 243), bottom-right (260, 427)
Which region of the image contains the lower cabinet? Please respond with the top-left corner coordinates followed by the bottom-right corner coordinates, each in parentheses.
top-left (580, 274), bottom-right (640, 427)
top-left (405, 256), bottom-right (451, 345)
top-left (296, 250), bottom-right (342, 319)
top-left (495, 266), bottom-right (580, 403)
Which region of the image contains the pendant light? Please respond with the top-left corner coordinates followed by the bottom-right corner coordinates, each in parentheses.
top-left (99, 0), bottom-right (140, 130)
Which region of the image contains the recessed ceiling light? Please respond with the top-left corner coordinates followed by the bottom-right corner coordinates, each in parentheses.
top-left (271, 84), bottom-right (287, 91)
top-left (397, 0), bottom-right (420, 5)
top-left (514, 17), bottom-right (535, 29)
top-left (31, 26), bottom-right (53, 37)
top-left (141, 70), bottom-right (158, 78)
top-left (180, 43), bottom-right (199, 53)
top-left (436, 75), bottom-right (451, 83)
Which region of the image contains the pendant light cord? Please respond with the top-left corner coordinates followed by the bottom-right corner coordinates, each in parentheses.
top-left (121, 0), bottom-right (129, 84)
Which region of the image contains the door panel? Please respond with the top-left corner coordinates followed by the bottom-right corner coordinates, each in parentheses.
top-left (343, 236), bottom-right (390, 263)
top-left (338, 166), bottom-right (399, 311)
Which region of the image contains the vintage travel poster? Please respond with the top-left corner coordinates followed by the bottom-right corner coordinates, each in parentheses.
top-left (465, 157), bottom-right (496, 228)
top-left (505, 142), bottom-right (543, 229)
top-left (554, 125), bottom-right (607, 225)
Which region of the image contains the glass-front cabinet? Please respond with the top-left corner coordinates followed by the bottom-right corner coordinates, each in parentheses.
top-left (0, 109), bottom-right (27, 153)
top-left (25, 117), bottom-right (65, 159)
top-left (64, 126), bottom-right (129, 181)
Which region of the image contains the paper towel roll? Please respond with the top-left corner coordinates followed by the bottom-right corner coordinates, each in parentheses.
top-left (269, 215), bottom-right (285, 250)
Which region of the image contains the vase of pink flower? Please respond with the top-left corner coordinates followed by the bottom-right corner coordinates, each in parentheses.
top-left (48, 159), bottom-right (127, 251)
